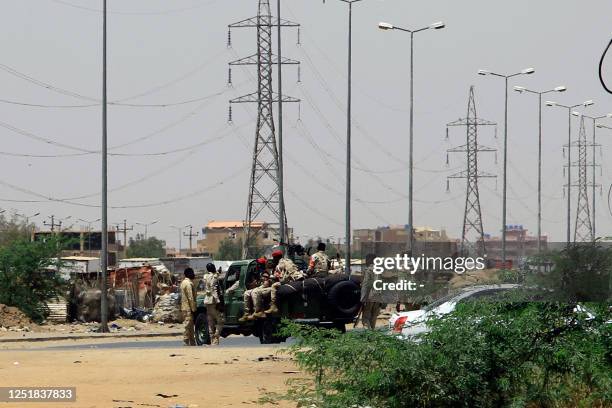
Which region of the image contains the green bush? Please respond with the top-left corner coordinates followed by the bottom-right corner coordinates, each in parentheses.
top-left (267, 302), bottom-right (611, 408)
top-left (0, 237), bottom-right (67, 323)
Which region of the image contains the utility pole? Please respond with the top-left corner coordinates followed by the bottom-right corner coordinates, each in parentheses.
top-left (78, 218), bottom-right (101, 253)
top-left (446, 86), bottom-right (497, 256)
top-left (115, 220), bottom-right (133, 258)
top-left (227, 0), bottom-right (300, 258)
top-left (99, 0), bottom-right (110, 333)
top-left (183, 225), bottom-right (199, 256)
top-left (43, 215), bottom-right (62, 233)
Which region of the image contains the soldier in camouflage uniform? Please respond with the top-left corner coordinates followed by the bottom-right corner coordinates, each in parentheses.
top-left (180, 268), bottom-right (197, 346)
top-left (360, 254), bottom-right (384, 330)
top-left (202, 263), bottom-right (224, 345)
top-left (307, 242), bottom-right (331, 277)
top-left (262, 249), bottom-right (304, 316)
top-left (236, 257), bottom-right (268, 322)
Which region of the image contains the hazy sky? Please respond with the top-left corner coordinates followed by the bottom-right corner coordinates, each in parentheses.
top-left (1, 0), bottom-right (611, 248)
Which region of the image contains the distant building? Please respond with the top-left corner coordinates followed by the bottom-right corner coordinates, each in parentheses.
top-left (353, 225), bottom-right (452, 252)
top-left (34, 230), bottom-right (122, 266)
top-left (196, 220), bottom-right (281, 258)
top-left (484, 225), bottom-right (547, 267)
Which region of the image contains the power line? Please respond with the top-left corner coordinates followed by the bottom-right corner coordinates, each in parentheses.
top-left (0, 165), bottom-right (249, 209)
top-left (48, 0), bottom-right (217, 16)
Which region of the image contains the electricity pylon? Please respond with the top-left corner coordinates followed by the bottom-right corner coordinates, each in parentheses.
top-left (446, 86), bottom-right (497, 256)
top-left (571, 116), bottom-right (594, 242)
top-left (227, 0), bottom-right (300, 258)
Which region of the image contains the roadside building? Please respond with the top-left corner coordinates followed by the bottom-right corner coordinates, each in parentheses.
top-left (195, 220), bottom-right (281, 258)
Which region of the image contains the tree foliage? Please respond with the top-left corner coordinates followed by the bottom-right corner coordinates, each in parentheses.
top-left (0, 213), bottom-right (34, 248)
top-left (126, 234), bottom-right (166, 258)
top-left (216, 238), bottom-right (243, 260)
top-left (0, 237), bottom-right (67, 323)
top-left (268, 301), bottom-right (611, 408)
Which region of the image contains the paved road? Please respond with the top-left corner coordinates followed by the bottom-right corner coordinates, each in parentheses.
top-left (12, 335), bottom-right (294, 351)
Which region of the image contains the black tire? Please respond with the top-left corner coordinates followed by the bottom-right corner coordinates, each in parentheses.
top-left (327, 280), bottom-right (361, 317)
top-left (194, 312), bottom-right (211, 346)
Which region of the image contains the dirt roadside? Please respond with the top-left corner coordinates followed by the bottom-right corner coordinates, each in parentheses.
top-left (0, 341), bottom-right (297, 408)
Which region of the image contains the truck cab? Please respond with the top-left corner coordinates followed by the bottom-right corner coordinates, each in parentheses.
top-left (194, 259), bottom-right (361, 344)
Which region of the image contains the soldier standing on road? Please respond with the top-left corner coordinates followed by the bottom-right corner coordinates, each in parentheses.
top-left (180, 267), bottom-right (197, 346)
top-left (360, 254), bottom-right (384, 330)
top-left (307, 242), bottom-right (331, 278)
top-left (202, 263), bottom-right (224, 345)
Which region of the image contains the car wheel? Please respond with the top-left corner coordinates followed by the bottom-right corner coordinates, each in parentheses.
top-left (327, 280), bottom-right (361, 317)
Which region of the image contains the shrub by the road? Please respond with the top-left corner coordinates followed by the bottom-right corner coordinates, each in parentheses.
top-left (0, 238), bottom-right (66, 323)
top-left (266, 302), bottom-right (611, 408)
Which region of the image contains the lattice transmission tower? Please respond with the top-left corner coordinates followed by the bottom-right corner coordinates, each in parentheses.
top-left (446, 86), bottom-right (497, 256)
top-left (227, 0), bottom-right (300, 257)
top-left (567, 116), bottom-right (594, 242)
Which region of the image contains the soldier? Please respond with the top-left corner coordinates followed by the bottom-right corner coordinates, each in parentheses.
top-left (307, 242), bottom-right (331, 277)
top-left (360, 254), bottom-right (384, 330)
top-left (262, 249), bottom-right (304, 316)
top-left (202, 263), bottom-right (224, 345)
top-left (180, 267), bottom-right (197, 346)
top-left (237, 257), bottom-right (268, 322)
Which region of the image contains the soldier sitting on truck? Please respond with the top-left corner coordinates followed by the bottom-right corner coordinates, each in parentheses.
top-left (254, 249), bottom-right (303, 316)
top-left (307, 242), bottom-right (331, 278)
top-left (237, 257), bottom-right (268, 322)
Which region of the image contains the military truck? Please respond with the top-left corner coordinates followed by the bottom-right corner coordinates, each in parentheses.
top-left (194, 259), bottom-right (361, 344)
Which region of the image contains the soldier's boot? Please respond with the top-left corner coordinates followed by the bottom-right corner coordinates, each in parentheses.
top-left (211, 334), bottom-right (220, 345)
top-left (252, 311), bottom-right (266, 319)
top-left (264, 304), bottom-right (279, 315)
top-left (238, 310), bottom-right (252, 322)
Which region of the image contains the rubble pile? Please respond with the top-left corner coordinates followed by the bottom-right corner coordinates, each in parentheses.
top-left (151, 293), bottom-right (183, 323)
top-left (0, 304), bottom-right (33, 330)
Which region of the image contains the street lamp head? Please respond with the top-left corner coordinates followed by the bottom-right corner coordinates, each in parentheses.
top-left (521, 67), bottom-right (535, 75)
top-left (545, 101), bottom-right (557, 107)
top-left (572, 111), bottom-right (581, 117)
top-left (513, 86), bottom-right (526, 93)
top-left (478, 69), bottom-right (490, 76)
top-left (554, 86), bottom-right (567, 92)
top-left (583, 100), bottom-right (594, 107)
top-left (429, 21), bottom-right (445, 29)
top-left (597, 124), bottom-right (605, 128)
top-left (378, 22), bottom-right (394, 30)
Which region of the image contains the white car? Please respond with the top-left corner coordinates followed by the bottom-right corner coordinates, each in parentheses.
top-left (389, 284), bottom-right (523, 338)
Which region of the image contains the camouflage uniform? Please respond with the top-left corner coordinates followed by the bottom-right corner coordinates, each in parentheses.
top-left (360, 266), bottom-right (383, 330)
top-left (179, 277), bottom-right (197, 346)
top-left (202, 271), bottom-right (224, 345)
top-left (259, 258), bottom-right (304, 315)
top-left (308, 250), bottom-right (330, 277)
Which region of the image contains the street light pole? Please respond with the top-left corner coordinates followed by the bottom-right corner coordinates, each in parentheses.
top-left (514, 85), bottom-right (566, 266)
top-left (99, 0), bottom-right (109, 333)
top-left (378, 20), bottom-right (445, 256)
top-left (478, 67), bottom-right (535, 266)
top-left (546, 100), bottom-right (594, 244)
top-left (325, 0), bottom-right (362, 273)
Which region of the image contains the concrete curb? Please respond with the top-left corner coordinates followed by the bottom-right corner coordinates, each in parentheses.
top-left (0, 331), bottom-right (182, 343)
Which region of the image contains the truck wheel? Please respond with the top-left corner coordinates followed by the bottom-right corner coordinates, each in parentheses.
top-left (327, 280), bottom-right (360, 317)
top-left (194, 312), bottom-right (211, 346)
